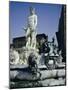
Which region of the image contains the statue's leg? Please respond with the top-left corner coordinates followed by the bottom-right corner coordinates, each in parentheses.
top-left (31, 31), bottom-right (36, 49)
top-left (26, 37), bottom-right (31, 49)
top-left (31, 32), bottom-right (33, 48)
top-left (26, 28), bottom-right (31, 49)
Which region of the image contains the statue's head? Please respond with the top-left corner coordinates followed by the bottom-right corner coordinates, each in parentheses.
top-left (29, 7), bottom-right (35, 15)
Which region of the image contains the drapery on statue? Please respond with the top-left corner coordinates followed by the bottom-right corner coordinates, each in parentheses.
top-left (24, 7), bottom-right (37, 49)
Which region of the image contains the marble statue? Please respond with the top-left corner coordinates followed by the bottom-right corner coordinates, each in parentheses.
top-left (22, 7), bottom-right (39, 65)
top-left (9, 46), bottom-right (19, 64)
top-left (24, 7), bottom-right (37, 50)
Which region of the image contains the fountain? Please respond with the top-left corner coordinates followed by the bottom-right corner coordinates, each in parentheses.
top-left (10, 7), bottom-right (66, 89)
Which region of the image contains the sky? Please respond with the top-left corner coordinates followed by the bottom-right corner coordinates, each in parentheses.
top-left (9, 1), bottom-right (62, 44)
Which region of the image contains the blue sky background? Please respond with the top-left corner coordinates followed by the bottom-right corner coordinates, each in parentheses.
top-left (9, 1), bottom-right (62, 44)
